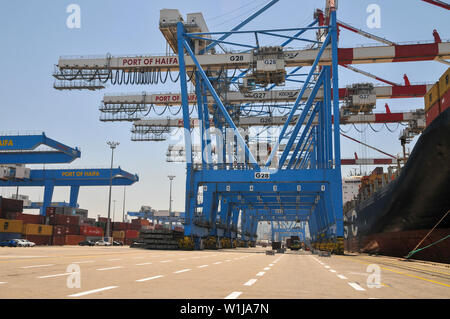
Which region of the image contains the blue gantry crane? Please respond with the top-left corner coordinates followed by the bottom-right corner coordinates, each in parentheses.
top-left (172, 2), bottom-right (343, 251)
top-left (51, 0), bottom-right (353, 252)
top-left (0, 133), bottom-right (139, 215)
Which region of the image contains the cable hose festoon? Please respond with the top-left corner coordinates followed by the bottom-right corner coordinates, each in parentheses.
top-left (141, 104), bottom-right (153, 117)
top-left (340, 126), bottom-right (352, 134)
top-left (168, 105), bottom-right (182, 116)
top-left (385, 122), bottom-right (400, 132)
top-left (153, 105), bottom-right (168, 116)
top-left (368, 123), bottom-right (383, 132)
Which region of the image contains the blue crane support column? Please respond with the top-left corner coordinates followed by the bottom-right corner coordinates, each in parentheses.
top-left (69, 185), bottom-right (80, 208)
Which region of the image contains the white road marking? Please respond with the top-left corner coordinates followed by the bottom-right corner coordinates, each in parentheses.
top-left (38, 273), bottom-right (72, 279)
top-left (0, 282), bottom-right (7, 284)
top-left (72, 261), bottom-right (94, 264)
top-left (20, 264), bottom-right (54, 269)
top-left (214, 261), bottom-right (222, 265)
top-left (198, 265), bottom-right (209, 268)
top-left (160, 260), bottom-right (171, 263)
top-left (324, 266), bottom-right (330, 269)
top-left (0, 255), bottom-right (47, 259)
top-left (256, 272), bottom-right (265, 277)
top-left (269, 264), bottom-right (274, 266)
top-left (225, 259), bottom-right (231, 262)
top-left (244, 279), bottom-right (257, 286)
top-left (68, 286), bottom-right (118, 297)
top-left (264, 267), bottom-right (271, 270)
top-left (337, 275), bottom-right (348, 280)
top-left (225, 292), bottom-right (242, 299)
top-left (329, 269), bottom-right (337, 273)
top-left (136, 275), bottom-right (164, 282)
top-left (348, 282), bottom-right (366, 291)
top-left (107, 258), bottom-right (122, 261)
top-left (96, 266), bottom-right (122, 271)
top-left (136, 262), bottom-right (152, 266)
top-left (174, 269), bottom-right (191, 274)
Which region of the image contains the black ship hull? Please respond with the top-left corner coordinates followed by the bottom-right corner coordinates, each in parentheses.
top-left (344, 108), bottom-right (450, 263)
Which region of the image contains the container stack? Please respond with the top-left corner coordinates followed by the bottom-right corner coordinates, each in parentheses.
top-left (22, 223), bottom-right (53, 245)
top-left (47, 207), bottom-right (84, 245)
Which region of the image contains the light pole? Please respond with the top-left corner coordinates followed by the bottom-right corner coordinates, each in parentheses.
top-left (168, 175), bottom-right (175, 229)
top-left (113, 199), bottom-right (117, 223)
top-left (105, 141), bottom-right (119, 243)
top-left (122, 187), bottom-right (126, 223)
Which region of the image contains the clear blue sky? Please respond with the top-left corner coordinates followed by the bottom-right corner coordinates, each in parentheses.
top-left (0, 0), bottom-right (448, 218)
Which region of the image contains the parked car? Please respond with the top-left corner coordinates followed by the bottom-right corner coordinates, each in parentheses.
top-left (112, 241), bottom-right (123, 246)
top-left (0, 240), bottom-right (18, 247)
top-left (12, 239), bottom-right (28, 247)
top-left (95, 240), bottom-right (112, 246)
top-left (20, 239), bottom-right (36, 247)
top-left (78, 240), bottom-right (96, 246)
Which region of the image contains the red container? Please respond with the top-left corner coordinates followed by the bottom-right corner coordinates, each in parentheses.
top-left (54, 214), bottom-right (80, 226)
top-left (23, 234), bottom-right (51, 245)
top-left (426, 101), bottom-right (441, 126)
top-left (125, 230), bottom-right (139, 239)
top-left (132, 218), bottom-right (150, 226)
top-left (440, 89), bottom-right (450, 112)
top-left (52, 235), bottom-right (66, 245)
top-left (1, 198), bottom-right (24, 213)
top-left (130, 224), bottom-right (141, 231)
top-left (80, 225), bottom-right (104, 237)
top-left (112, 222), bottom-right (127, 231)
top-left (98, 217), bottom-right (110, 223)
top-left (46, 207), bottom-right (56, 215)
top-left (65, 235), bottom-right (86, 245)
top-left (53, 225), bottom-right (68, 236)
top-left (17, 213), bottom-right (45, 225)
top-left (66, 224), bottom-right (80, 235)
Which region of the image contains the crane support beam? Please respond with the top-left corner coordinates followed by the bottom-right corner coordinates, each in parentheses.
top-left (132, 110), bottom-right (425, 128)
top-left (0, 133), bottom-right (81, 164)
top-left (0, 168), bottom-right (139, 215)
top-left (421, 0), bottom-right (450, 10)
top-left (101, 83), bottom-right (433, 107)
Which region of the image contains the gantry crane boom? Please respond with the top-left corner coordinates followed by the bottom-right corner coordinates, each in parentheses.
top-left (55, 41), bottom-right (450, 75)
top-left (101, 83), bottom-right (432, 108)
top-left (131, 109), bottom-right (425, 128)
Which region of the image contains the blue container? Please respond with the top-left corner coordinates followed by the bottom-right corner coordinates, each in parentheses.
top-left (0, 232), bottom-right (22, 241)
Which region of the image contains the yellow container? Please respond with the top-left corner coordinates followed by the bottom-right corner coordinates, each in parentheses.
top-left (438, 68), bottom-right (450, 99)
top-left (22, 223), bottom-right (53, 236)
top-left (424, 82), bottom-right (440, 112)
top-left (0, 218), bottom-right (23, 233)
top-left (112, 230), bottom-right (125, 239)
